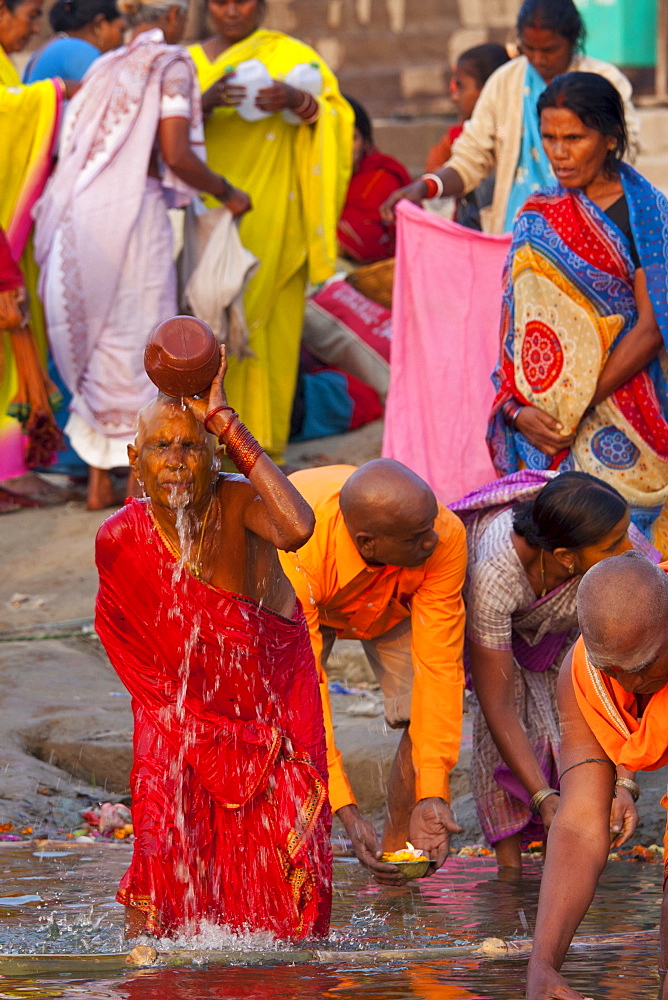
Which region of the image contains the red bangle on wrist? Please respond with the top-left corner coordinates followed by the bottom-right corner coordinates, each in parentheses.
top-left (225, 421), bottom-right (264, 476)
top-left (422, 177), bottom-right (438, 199)
top-left (420, 173), bottom-right (444, 200)
top-left (203, 405), bottom-right (236, 435)
top-left (293, 92), bottom-right (319, 123)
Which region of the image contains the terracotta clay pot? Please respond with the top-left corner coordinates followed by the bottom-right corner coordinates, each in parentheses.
top-left (144, 316), bottom-right (219, 398)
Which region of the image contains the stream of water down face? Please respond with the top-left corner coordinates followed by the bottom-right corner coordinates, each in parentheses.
top-left (0, 847), bottom-right (662, 997)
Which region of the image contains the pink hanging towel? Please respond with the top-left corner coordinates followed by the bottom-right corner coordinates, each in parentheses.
top-left (382, 201), bottom-right (511, 504)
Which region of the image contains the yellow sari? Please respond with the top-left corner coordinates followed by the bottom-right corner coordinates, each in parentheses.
top-left (0, 47), bottom-right (62, 479)
top-left (190, 30), bottom-right (353, 461)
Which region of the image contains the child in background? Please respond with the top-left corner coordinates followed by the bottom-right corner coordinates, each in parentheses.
top-left (337, 96), bottom-right (412, 264)
top-left (426, 43), bottom-right (510, 229)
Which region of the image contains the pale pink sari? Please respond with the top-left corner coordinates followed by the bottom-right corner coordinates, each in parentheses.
top-left (34, 29), bottom-right (203, 467)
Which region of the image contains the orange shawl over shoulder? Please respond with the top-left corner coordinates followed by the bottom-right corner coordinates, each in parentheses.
top-left (571, 574), bottom-right (668, 880)
top-left (571, 635), bottom-right (668, 775)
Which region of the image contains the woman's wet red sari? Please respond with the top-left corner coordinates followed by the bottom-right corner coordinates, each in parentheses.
top-left (95, 498), bottom-right (332, 939)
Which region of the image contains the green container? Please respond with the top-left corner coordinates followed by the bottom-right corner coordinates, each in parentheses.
top-left (576, 0), bottom-right (657, 67)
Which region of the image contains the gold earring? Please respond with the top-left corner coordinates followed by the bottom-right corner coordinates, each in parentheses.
top-left (569, 563), bottom-right (575, 576)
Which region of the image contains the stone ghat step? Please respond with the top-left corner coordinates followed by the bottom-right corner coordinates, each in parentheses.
top-left (0, 928), bottom-right (659, 976)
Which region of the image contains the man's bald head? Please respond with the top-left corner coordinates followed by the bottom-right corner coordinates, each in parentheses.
top-left (578, 551), bottom-right (668, 671)
top-left (339, 460), bottom-right (439, 567)
top-left (340, 459), bottom-right (435, 532)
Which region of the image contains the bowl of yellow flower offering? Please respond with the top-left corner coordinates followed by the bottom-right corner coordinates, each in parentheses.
top-left (381, 842), bottom-right (430, 880)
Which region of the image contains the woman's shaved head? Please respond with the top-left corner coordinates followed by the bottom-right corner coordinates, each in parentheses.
top-left (578, 552), bottom-right (668, 671)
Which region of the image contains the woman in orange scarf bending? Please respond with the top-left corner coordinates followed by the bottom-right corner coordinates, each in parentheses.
top-left (526, 551), bottom-right (668, 1000)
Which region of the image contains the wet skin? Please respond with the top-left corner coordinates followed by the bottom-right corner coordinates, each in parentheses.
top-left (128, 389), bottom-right (310, 618)
top-left (129, 406), bottom-right (217, 519)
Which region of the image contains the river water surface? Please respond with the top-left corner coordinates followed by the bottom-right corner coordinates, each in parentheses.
top-left (0, 845), bottom-right (661, 998)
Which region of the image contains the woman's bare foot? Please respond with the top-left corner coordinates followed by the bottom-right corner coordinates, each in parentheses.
top-left (87, 467), bottom-right (116, 510)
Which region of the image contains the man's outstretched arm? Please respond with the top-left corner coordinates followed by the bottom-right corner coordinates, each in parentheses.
top-left (280, 551), bottom-right (409, 886)
top-left (526, 653), bottom-right (614, 1000)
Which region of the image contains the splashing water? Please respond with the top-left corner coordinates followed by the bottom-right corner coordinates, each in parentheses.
top-left (167, 484), bottom-right (196, 583)
top-left (292, 550), bottom-right (317, 606)
top-left (0, 850), bottom-right (662, 996)
top-left (133, 921), bottom-right (279, 954)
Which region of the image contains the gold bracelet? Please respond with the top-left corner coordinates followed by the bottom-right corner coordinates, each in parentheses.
top-left (615, 777), bottom-right (640, 801)
top-left (529, 788), bottom-right (560, 814)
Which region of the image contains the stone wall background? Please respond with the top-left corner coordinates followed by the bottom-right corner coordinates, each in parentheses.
top-left (185, 0), bottom-right (522, 117)
top-left (23, 1), bottom-right (668, 181)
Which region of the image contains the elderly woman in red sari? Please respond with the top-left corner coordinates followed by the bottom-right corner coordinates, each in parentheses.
top-left (488, 72), bottom-right (668, 556)
top-left (96, 348), bottom-right (330, 940)
top-left (34, 0), bottom-right (250, 510)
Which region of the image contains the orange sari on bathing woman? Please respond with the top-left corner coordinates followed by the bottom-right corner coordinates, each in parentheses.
top-left (571, 570), bottom-right (668, 883)
top-left (95, 498), bottom-right (331, 939)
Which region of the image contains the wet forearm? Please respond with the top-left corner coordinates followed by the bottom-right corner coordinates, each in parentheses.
top-left (228, 432), bottom-right (315, 552)
top-left (214, 411), bottom-right (314, 548)
top-left (244, 450), bottom-right (315, 549)
top-left (529, 816), bottom-right (610, 974)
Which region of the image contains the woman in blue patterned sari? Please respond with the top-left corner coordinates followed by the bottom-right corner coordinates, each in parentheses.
top-left (488, 72), bottom-right (668, 555)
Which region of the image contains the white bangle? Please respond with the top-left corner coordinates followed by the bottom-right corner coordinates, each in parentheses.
top-left (420, 172), bottom-right (444, 199)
